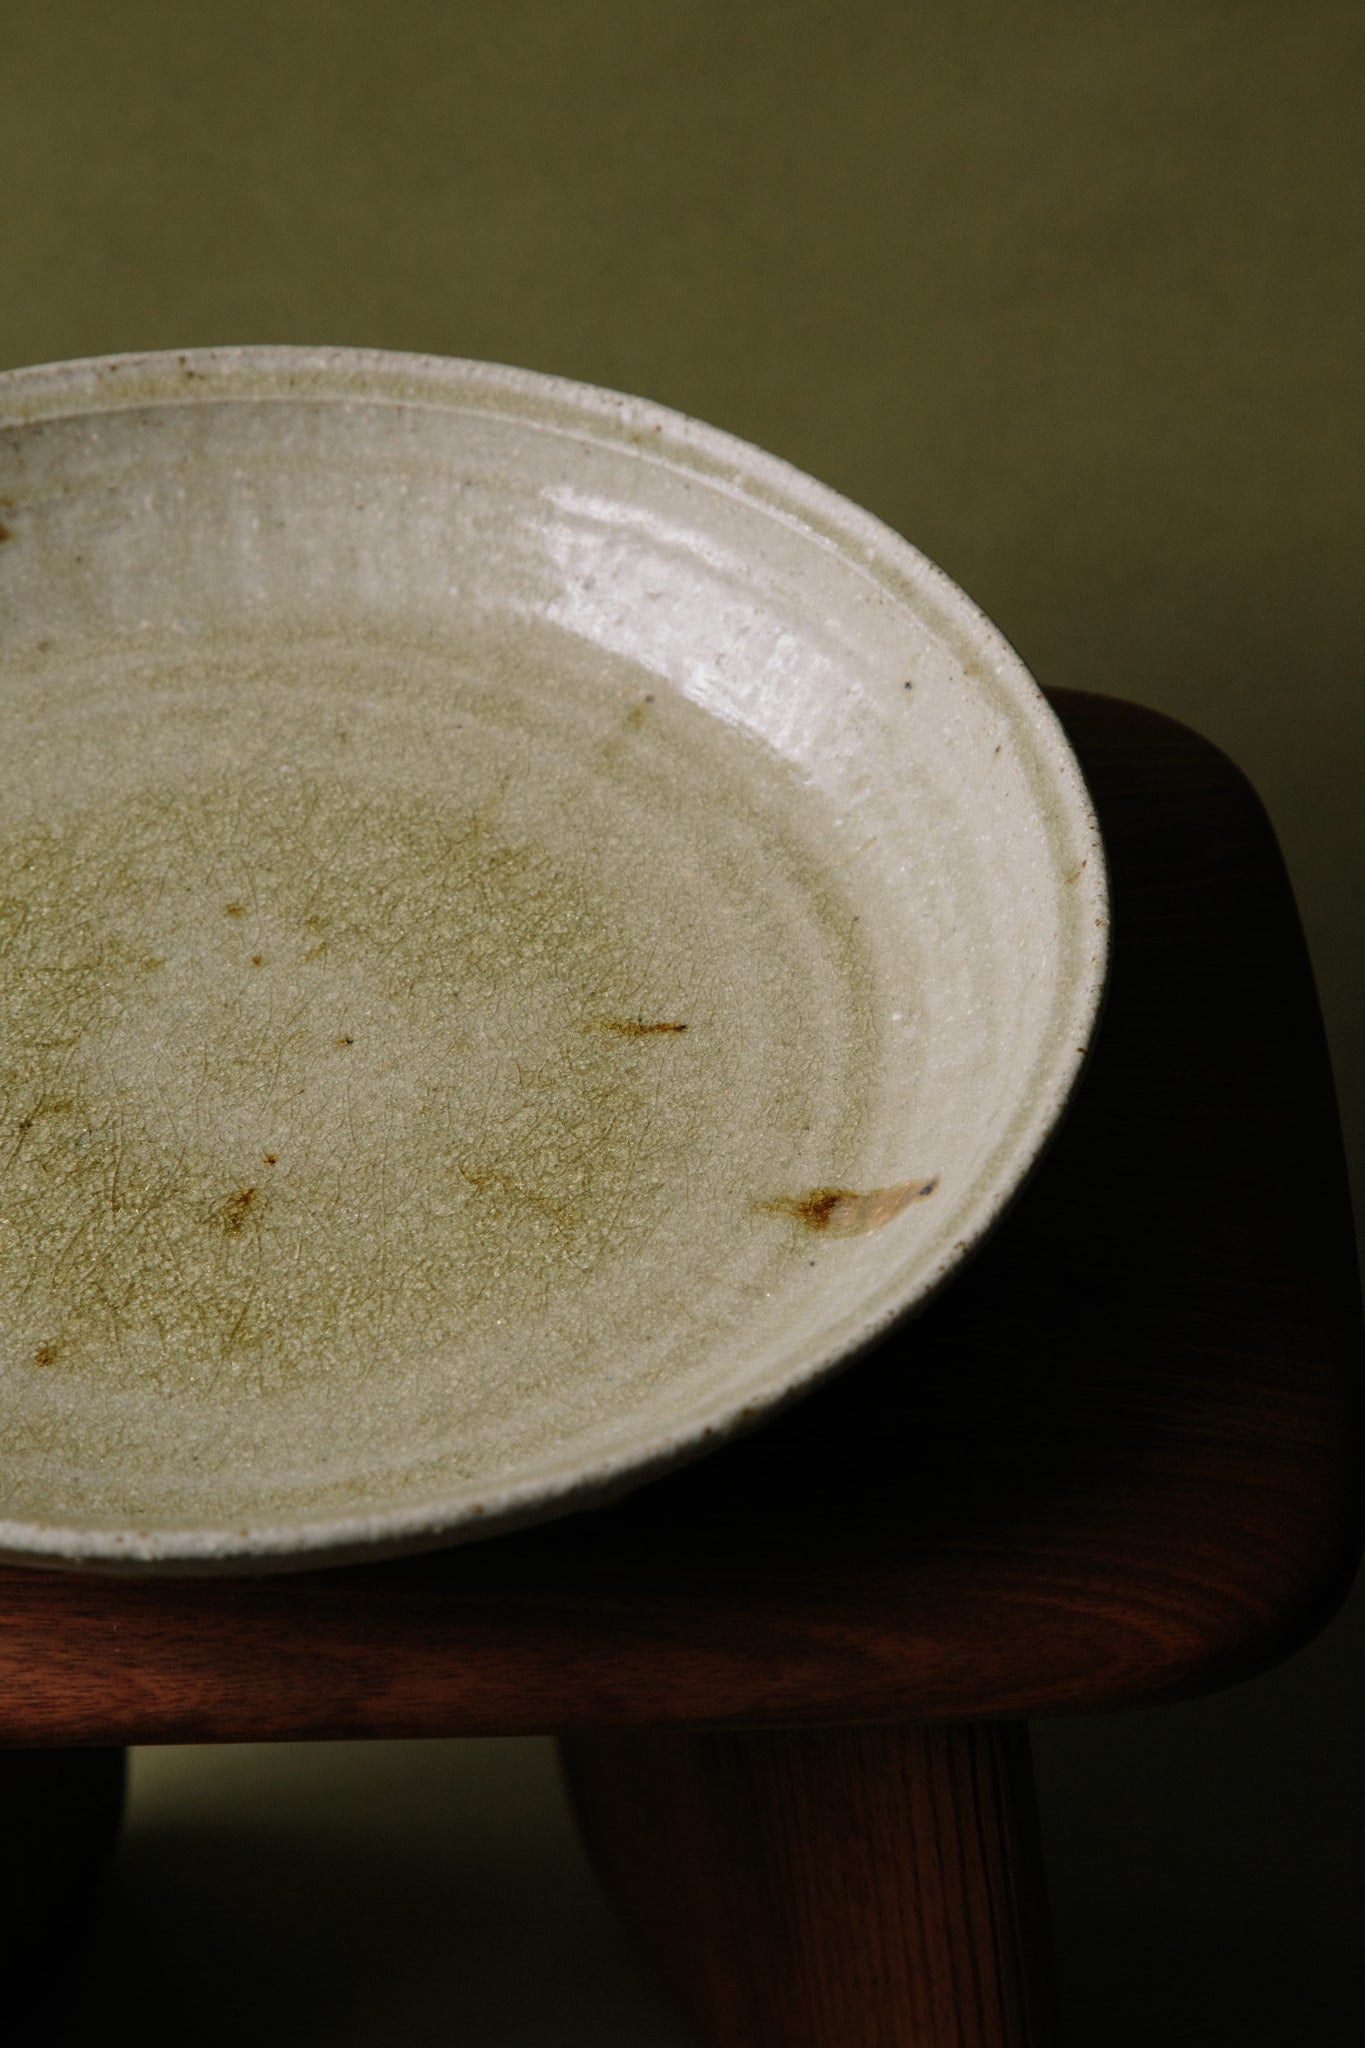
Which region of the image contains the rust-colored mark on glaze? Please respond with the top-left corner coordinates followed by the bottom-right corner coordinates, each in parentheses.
top-left (224, 902), bottom-right (246, 918)
top-left (250, 954), bottom-right (263, 967)
top-left (15, 1096), bottom-right (73, 1134)
top-left (761, 1176), bottom-right (939, 1238)
top-left (457, 1160), bottom-right (583, 1234)
top-left (1064, 857), bottom-right (1088, 885)
top-left (210, 1187), bottom-right (260, 1236)
top-left (262, 1153), bottom-right (278, 1165)
top-left (32, 1341), bottom-right (58, 1367)
top-left (0, 519), bottom-right (11, 543)
top-left (592, 1016), bottom-right (688, 1037)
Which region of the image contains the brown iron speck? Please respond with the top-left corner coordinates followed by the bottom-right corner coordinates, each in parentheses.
top-left (761, 1177), bottom-right (939, 1238)
top-left (211, 1187), bottom-right (259, 1235)
top-left (592, 1017), bottom-right (688, 1037)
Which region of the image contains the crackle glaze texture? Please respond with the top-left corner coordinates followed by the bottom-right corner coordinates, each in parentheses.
top-left (0, 349), bottom-right (1105, 1569)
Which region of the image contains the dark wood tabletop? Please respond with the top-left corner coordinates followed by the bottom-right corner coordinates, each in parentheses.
top-left (1, 689), bottom-right (1360, 1749)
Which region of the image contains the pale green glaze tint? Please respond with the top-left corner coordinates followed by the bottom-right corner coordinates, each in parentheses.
top-left (0, 349), bottom-right (1106, 1570)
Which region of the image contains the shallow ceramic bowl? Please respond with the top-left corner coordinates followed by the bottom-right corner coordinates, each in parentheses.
top-left (0, 348), bottom-right (1107, 1573)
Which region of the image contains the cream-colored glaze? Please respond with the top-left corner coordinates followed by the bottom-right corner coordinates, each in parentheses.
top-left (0, 348), bottom-right (1107, 1571)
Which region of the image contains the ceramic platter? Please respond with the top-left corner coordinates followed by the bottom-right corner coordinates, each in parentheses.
top-left (0, 349), bottom-right (1107, 1572)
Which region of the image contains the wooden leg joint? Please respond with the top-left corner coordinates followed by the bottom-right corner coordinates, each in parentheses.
top-left (561, 1721), bottom-right (1058, 2048)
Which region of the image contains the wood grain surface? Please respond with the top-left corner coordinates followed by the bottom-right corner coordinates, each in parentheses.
top-left (562, 1721), bottom-right (1058, 2048)
top-left (0, 691), bottom-right (1360, 1746)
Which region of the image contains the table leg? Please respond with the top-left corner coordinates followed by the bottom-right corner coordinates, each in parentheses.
top-left (560, 1721), bottom-right (1058, 2048)
top-left (0, 1748), bottom-right (126, 1997)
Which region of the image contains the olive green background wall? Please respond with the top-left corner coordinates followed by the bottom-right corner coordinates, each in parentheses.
top-left (3, 3), bottom-right (1361, 2042)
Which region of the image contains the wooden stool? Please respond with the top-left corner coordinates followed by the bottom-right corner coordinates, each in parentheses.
top-left (2, 693), bottom-right (1360, 2047)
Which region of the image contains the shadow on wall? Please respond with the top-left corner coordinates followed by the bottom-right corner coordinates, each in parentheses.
top-left (1054, 1923), bottom-right (1360, 2048)
top-left (37, 1739), bottom-right (701, 2048)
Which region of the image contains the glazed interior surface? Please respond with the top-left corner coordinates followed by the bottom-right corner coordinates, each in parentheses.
top-left (0, 367), bottom-right (1101, 1556)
